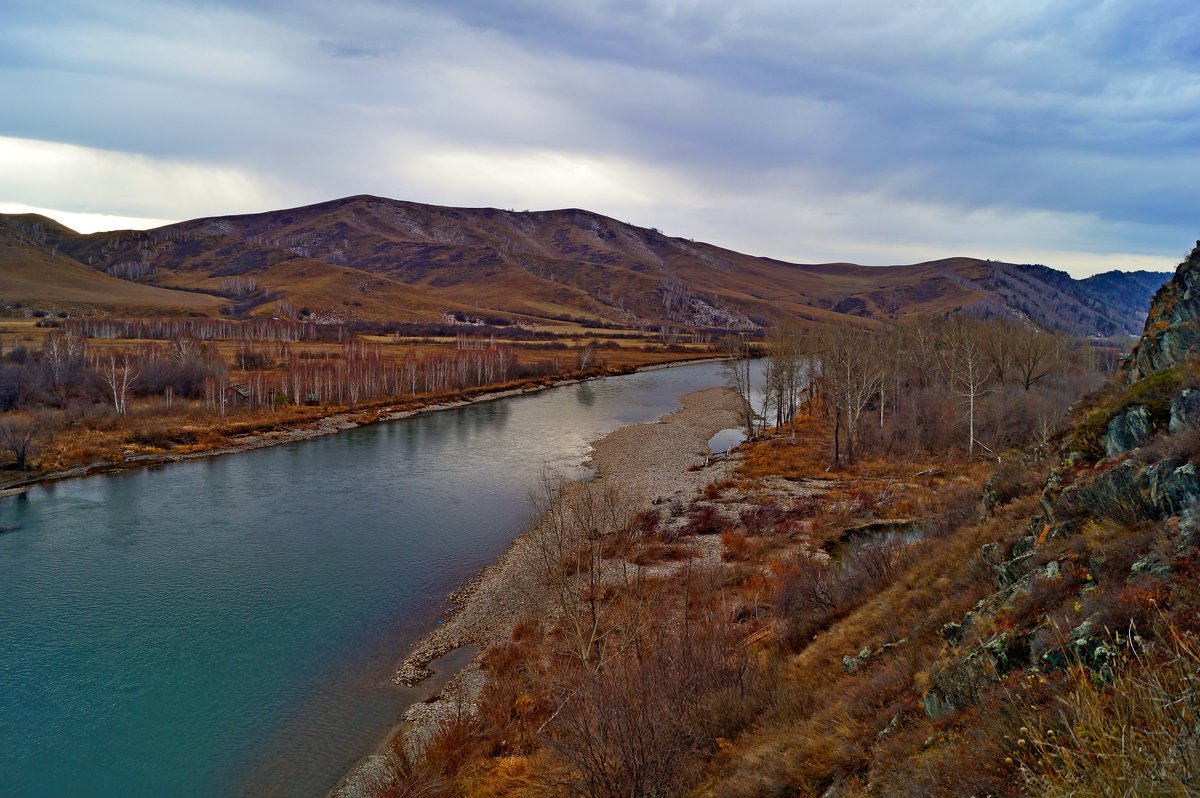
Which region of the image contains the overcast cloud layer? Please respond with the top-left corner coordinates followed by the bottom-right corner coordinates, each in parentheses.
top-left (2, 0), bottom-right (1197, 276)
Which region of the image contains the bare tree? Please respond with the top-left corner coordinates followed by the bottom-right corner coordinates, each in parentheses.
top-left (721, 335), bottom-right (757, 440)
top-left (937, 317), bottom-right (995, 458)
top-left (576, 343), bottom-right (596, 371)
top-left (980, 319), bottom-right (1017, 385)
top-left (99, 352), bottom-right (139, 415)
top-left (0, 417), bottom-right (38, 470)
top-left (1012, 327), bottom-right (1065, 390)
top-left (821, 325), bottom-right (881, 465)
top-left (765, 323), bottom-right (804, 436)
top-left (42, 329), bottom-right (86, 403)
top-left (167, 333), bottom-right (203, 364)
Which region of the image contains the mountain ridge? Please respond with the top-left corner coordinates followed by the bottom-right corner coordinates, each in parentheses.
top-left (1, 196), bottom-right (1170, 335)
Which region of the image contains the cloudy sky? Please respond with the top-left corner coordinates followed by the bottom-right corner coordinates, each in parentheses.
top-left (2, 1), bottom-right (1197, 276)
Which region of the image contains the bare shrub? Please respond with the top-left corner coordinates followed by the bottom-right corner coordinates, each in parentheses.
top-left (529, 472), bottom-right (642, 668)
top-left (631, 541), bottom-right (692, 565)
top-left (925, 481), bottom-right (981, 538)
top-left (739, 504), bottom-right (784, 535)
top-left (680, 504), bottom-right (725, 536)
top-left (0, 417), bottom-right (39, 469)
top-left (628, 508), bottom-right (661, 538)
top-left (985, 461), bottom-right (1048, 513)
top-left (362, 746), bottom-right (446, 798)
top-left (546, 607), bottom-right (758, 798)
top-left (1004, 564), bottom-right (1088, 627)
top-left (720, 529), bottom-right (751, 561)
top-left (776, 535), bottom-right (916, 651)
top-left (1082, 580), bottom-right (1170, 639)
top-left (788, 495), bottom-right (822, 519)
top-left (844, 538), bottom-right (911, 586)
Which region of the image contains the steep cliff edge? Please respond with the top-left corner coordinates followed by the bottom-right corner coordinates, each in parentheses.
top-left (924, 241), bottom-right (1200, 723)
top-left (1129, 240), bottom-right (1200, 381)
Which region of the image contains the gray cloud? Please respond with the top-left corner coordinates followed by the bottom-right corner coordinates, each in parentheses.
top-left (0, 0), bottom-right (1195, 274)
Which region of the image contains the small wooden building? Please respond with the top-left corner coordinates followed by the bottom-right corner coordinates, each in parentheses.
top-left (223, 384), bottom-right (251, 406)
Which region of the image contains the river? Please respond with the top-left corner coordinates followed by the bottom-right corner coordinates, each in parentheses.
top-left (0, 360), bottom-right (752, 798)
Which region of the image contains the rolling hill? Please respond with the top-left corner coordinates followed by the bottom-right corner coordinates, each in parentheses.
top-left (0, 196), bottom-right (1170, 335)
top-left (0, 214), bottom-right (224, 315)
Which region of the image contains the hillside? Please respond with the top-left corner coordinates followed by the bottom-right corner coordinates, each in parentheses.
top-left (357, 241), bottom-right (1200, 798)
top-left (703, 243), bottom-right (1200, 795)
top-left (1, 197), bottom-right (1168, 334)
top-left (1081, 269), bottom-right (1179, 328)
top-left (0, 215), bottom-right (224, 315)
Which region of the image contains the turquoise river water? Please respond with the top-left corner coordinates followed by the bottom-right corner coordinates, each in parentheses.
top-left (0, 361), bottom-right (745, 797)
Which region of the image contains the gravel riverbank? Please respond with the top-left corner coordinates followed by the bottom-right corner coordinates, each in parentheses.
top-left (332, 385), bottom-right (744, 797)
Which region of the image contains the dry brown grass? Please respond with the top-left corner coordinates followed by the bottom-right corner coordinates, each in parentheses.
top-left (1015, 629), bottom-right (1200, 797)
top-left (737, 411), bottom-right (959, 485)
top-left (0, 239), bottom-right (222, 314)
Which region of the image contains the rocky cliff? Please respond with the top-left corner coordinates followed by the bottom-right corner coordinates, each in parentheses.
top-left (924, 239), bottom-right (1200, 718)
top-left (1129, 240), bottom-right (1200, 381)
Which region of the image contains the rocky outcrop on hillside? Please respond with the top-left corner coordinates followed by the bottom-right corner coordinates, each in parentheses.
top-left (923, 239), bottom-right (1200, 720)
top-left (1129, 241), bottom-right (1200, 381)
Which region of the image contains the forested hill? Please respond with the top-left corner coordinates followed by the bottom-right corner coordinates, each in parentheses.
top-left (2, 197), bottom-right (1169, 334)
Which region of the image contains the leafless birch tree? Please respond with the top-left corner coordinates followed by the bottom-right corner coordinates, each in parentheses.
top-left (721, 335), bottom-right (757, 440)
top-left (821, 325), bottom-right (882, 465)
top-left (937, 318), bottom-right (995, 458)
top-left (99, 353), bottom-right (139, 416)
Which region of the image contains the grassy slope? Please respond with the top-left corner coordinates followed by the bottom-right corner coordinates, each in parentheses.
top-left (0, 219), bottom-right (223, 314)
top-left (2, 199), bottom-right (1166, 332)
top-left (177, 197), bottom-right (997, 327)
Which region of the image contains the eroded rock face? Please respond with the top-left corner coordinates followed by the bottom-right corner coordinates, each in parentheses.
top-left (923, 630), bottom-right (1030, 719)
top-left (1147, 460), bottom-right (1200, 517)
top-left (921, 237), bottom-right (1200, 724)
top-left (1170, 388), bottom-right (1200, 432)
top-left (1105, 405), bottom-right (1152, 457)
top-left (1129, 241), bottom-right (1200, 382)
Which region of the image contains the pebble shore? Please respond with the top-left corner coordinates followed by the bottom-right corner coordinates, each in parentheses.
top-left (333, 385), bottom-right (744, 796)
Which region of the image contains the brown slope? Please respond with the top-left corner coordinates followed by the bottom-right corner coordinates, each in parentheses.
top-left (56, 196), bottom-right (987, 327)
top-left (39, 196), bottom-right (1163, 333)
top-left (0, 215), bottom-right (224, 315)
top-left (50, 220), bottom-right (504, 324)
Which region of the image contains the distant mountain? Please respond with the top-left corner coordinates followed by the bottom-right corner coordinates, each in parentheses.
top-left (1080, 269), bottom-right (1179, 331)
top-left (0, 196), bottom-right (1171, 334)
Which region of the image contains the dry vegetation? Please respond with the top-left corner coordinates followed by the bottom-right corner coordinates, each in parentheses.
top-left (0, 316), bottom-right (718, 481)
top-left (356, 312), bottom-right (1200, 798)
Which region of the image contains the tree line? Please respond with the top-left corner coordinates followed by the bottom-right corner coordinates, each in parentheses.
top-left (735, 316), bottom-right (1120, 464)
top-left (0, 331), bottom-right (564, 416)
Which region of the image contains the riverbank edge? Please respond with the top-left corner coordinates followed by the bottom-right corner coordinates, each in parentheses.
top-left (0, 355), bottom-right (729, 497)
top-left (330, 385), bottom-right (746, 798)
